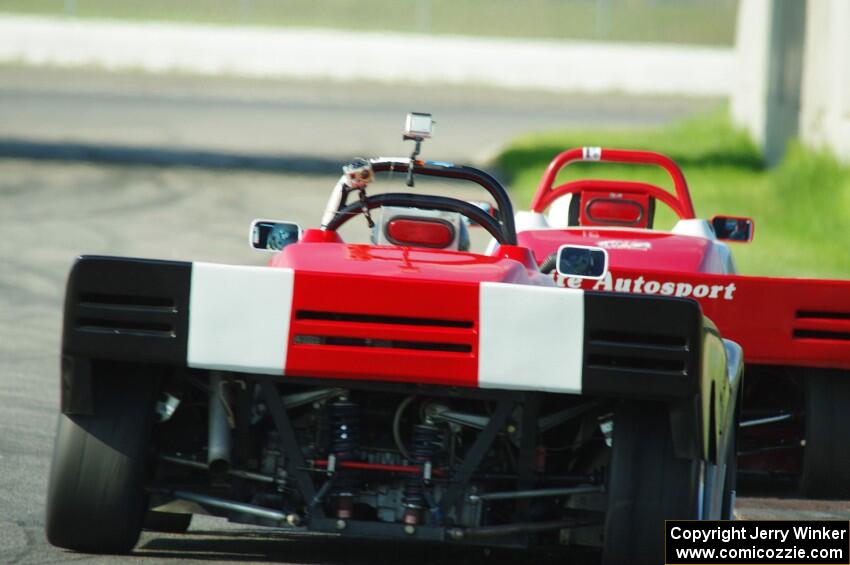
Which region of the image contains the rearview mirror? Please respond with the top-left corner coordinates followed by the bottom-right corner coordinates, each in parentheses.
top-left (556, 244), bottom-right (609, 280)
top-left (250, 219), bottom-right (302, 252)
top-left (711, 216), bottom-right (754, 243)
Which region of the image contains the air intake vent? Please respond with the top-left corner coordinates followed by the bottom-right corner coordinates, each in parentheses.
top-left (79, 292), bottom-right (174, 309)
top-left (294, 335), bottom-right (471, 353)
top-left (797, 310), bottom-right (850, 320)
top-left (76, 318), bottom-right (174, 336)
top-left (74, 292), bottom-right (178, 338)
top-left (793, 310), bottom-right (850, 342)
top-left (587, 330), bottom-right (686, 348)
top-left (292, 310), bottom-right (475, 355)
top-left (295, 310), bottom-right (473, 328)
top-left (586, 331), bottom-right (690, 375)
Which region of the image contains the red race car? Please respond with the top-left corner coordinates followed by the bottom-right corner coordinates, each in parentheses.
top-left (515, 146), bottom-right (850, 498)
top-left (46, 116), bottom-right (741, 565)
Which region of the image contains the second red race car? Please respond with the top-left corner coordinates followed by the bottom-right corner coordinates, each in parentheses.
top-left (514, 146), bottom-right (850, 498)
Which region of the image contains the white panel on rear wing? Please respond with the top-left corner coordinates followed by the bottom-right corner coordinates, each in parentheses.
top-left (478, 283), bottom-right (584, 393)
top-left (188, 263), bottom-right (294, 375)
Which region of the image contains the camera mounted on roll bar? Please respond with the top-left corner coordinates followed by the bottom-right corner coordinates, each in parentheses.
top-left (403, 112), bottom-right (434, 187)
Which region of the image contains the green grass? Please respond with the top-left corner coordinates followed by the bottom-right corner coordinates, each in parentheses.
top-left (0, 0), bottom-right (738, 46)
top-left (495, 110), bottom-right (850, 278)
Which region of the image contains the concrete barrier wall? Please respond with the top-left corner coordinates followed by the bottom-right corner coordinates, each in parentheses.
top-left (0, 15), bottom-right (733, 97)
top-left (800, 0), bottom-right (850, 161)
top-left (730, 0), bottom-right (772, 152)
top-left (732, 0), bottom-right (850, 163)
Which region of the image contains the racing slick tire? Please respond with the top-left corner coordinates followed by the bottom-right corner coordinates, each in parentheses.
top-left (46, 368), bottom-right (157, 554)
top-left (720, 410), bottom-right (738, 520)
top-left (602, 402), bottom-right (706, 565)
top-left (143, 511), bottom-right (192, 533)
top-left (801, 369), bottom-right (850, 499)
top-left (718, 382), bottom-right (740, 520)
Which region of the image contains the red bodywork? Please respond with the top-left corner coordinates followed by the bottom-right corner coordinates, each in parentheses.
top-left (270, 236), bottom-right (550, 387)
top-left (519, 228), bottom-right (718, 273)
top-left (518, 230), bottom-right (850, 370)
top-left (574, 268), bottom-right (850, 371)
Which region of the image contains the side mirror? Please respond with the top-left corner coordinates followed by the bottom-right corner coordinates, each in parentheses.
top-left (711, 216), bottom-right (754, 243)
top-left (463, 201), bottom-right (497, 227)
top-left (250, 219), bottom-right (302, 252)
top-left (556, 244), bottom-right (609, 280)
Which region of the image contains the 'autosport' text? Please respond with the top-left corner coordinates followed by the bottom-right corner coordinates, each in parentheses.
top-left (565, 272), bottom-right (737, 300)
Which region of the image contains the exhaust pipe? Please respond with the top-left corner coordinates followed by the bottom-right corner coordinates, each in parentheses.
top-left (208, 371), bottom-right (231, 475)
top-left (173, 489), bottom-right (300, 525)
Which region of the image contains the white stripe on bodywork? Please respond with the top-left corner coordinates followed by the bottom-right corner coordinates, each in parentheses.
top-left (188, 263), bottom-right (294, 375)
top-left (478, 283), bottom-right (584, 394)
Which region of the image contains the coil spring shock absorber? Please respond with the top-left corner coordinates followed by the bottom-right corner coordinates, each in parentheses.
top-left (328, 397), bottom-right (359, 518)
top-left (403, 423), bottom-right (441, 525)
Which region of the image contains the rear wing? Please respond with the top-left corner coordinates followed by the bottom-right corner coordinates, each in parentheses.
top-left (62, 256), bottom-right (708, 402)
top-left (579, 268), bottom-right (850, 370)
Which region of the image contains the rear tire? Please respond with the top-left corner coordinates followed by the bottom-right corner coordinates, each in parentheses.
top-left (143, 511), bottom-right (192, 533)
top-left (721, 389), bottom-right (741, 520)
top-left (46, 368), bottom-right (157, 554)
top-left (801, 370), bottom-right (850, 499)
top-left (602, 402), bottom-right (703, 565)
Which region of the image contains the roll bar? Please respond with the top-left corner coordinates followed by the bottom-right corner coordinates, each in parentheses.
top-left (320, 158), bottom-right (516, 244)
top-left (326, 193), bottom-right (511, 244)
top-left (530, 147), bottom-right (696, 219)
top-left (369, 159), bottom-right (517, 243)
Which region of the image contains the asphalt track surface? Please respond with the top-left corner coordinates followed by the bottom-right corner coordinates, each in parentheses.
top-left (1, 68), bottom-right (847, 564)
top-left (0, 161), bottom-right (507, 565)
top-left (0, 66), bottom-right (720, 169)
